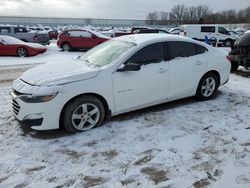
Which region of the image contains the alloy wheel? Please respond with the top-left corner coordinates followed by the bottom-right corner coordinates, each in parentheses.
top-left (71, 103), bottom-right (100, 131)
top-left (201, 77), bottom-right (216, 97)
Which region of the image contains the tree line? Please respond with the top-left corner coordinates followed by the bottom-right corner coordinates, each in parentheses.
top-left (146, 4), bottom-right (250, 25)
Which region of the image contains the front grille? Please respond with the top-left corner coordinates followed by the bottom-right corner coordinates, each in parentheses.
top-left (12, 99), bottom-right (20, 116)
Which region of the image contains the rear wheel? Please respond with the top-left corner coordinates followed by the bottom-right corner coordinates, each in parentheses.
top-left (17, 47), bottom-right (28, 57)
top-left (62, 42), bottom-right (72, 51)
top-left (62, 96), bottom-right (105, 133)
top-left (196, 73), bottom-right (219, 101)
top-left (224, 39), bottom-right (233, 47)
top-left (231, 61), bottom-right (239, 71)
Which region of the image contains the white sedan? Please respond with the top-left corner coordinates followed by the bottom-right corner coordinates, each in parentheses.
top-left (11, 34), bottom-right (231, 132)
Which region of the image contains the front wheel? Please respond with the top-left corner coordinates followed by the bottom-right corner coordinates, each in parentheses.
top-left (230, 61), bottom-right (239, 71)
top-left (17, 47), bottom-right (28, 57)
top-left (62, 96), bottom-right (105, 133)
top-left (196, 73), bottom-right (219, 101)
top-left (62, 43), bottom-right (72, 51)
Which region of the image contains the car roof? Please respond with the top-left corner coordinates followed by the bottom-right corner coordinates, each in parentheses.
top-left (114, 34), bottom-right (198, 45)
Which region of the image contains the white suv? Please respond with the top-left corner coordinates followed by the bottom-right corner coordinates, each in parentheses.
top-left (11, 34), bottom-right (231, 132)
top-left (180, 25), bottom-right (238, 47)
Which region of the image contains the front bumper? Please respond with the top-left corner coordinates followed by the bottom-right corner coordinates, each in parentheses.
top-left (10, 90), bottom-right (63, 130)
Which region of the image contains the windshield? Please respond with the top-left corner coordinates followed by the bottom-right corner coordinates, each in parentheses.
top-left (79, 40), bottom-right (136, 67)
top-left (0, 36), bottom-right (25, 44)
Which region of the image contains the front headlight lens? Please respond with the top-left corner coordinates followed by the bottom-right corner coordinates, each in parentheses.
top-left (19, 93), bottom-right (58, 103)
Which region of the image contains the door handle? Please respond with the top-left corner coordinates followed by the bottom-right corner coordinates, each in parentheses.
top-left (157, 68), bottom-right (167, 73)
top-left (196, 61), bottom-right (203, 65)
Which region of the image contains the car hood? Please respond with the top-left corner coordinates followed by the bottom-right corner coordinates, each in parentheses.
top-left (26, 42), bottom-right (46, 49)
top-left (20, 58), bottom-right (100, 86)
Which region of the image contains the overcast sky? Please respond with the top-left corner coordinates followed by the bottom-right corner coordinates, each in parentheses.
top-left (0, 0), bottom-right (250, 19)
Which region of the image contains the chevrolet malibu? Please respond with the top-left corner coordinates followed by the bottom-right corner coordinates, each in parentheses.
top-left (11, 34), bottom-right (231, 132)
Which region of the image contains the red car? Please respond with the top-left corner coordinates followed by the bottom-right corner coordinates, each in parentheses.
top-left (0, 35), bottom-right (46, 57)
top-left (57, 29), bottom-right (110, 51)
top-left (48, 30), bottom-right (59, 40)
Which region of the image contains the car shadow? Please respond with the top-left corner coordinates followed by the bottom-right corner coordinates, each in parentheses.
top-left (24, 91), bottom-right (223, 140)
top-left (233, 69), bottom-right (250, 78)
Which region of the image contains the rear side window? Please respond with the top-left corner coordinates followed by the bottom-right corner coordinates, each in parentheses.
top-left (201, 26), bottom-right (215, 33)
top-left (68, 31), bottom-right (92, 38)
top-left (193, 43), bottom-right (208, 55)
top-left (14, 27), bottom-right (28, 33)
top-left (0, 27), bottom-right (10, 34)
top-left (168, 41), bottom-right (196, 60)
top-left (127, 43), bottom-right (164, 65)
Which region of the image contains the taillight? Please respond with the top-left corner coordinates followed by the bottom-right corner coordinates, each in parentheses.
top-left (226, 55), bottom-right (232, 62)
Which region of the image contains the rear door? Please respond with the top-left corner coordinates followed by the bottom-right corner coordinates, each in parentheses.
top-left (167, 41), bottom-right (208, 99)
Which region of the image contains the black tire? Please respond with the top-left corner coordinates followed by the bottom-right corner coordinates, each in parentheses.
top-left (231, 61), bottom-right (239, 71)
top-left (195, 73), bottom-right (219, 101)
top-left (62, 96), bottom-right (105, 133)
top-left (61, 42), bottom-right (72, 51)
top-left (224, 39), bottom-right (233, 47)
top-left (17, 47), bottom-right (28, 57)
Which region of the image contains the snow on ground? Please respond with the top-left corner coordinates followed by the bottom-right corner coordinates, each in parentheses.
top-left (0, 43), bottom-right (250, 188)
top-left (0, 41), bottom-right (83, 67)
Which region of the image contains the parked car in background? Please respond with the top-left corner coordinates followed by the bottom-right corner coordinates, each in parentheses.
top-left (180, 25), bottom-right (237, 47)
top-left (0, 35), bottom-right (46, 57)
top-left (169, 27), bottom-right (180, 35)
top-left (57, 29), bottom-right (110, 51)
top-left (11, 34), bottom-right (230, 132)
top-left (134, 29), bottom-right (170, 34)
top-left (48, 30), bottom-right (59, 40)
top-left (0, 25), bottom-right (50, 45)
top-left (228, 32), bottom-right (250, 71)
top-left (113, 27), bottom-right (150, 37)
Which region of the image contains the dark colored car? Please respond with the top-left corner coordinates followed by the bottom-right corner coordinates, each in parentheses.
top-left (57, 29), bottom-right (110, 51)
top-left (113, 27), bottom-right (150, 37)
top-left (134, 29), bottom-right (170, 34)
top-left (0, 35), bottom-right (46, 57)
top-left (48, 30), bottom-right (59, 40)
top-left (228, 32), bottom-right (250, 71)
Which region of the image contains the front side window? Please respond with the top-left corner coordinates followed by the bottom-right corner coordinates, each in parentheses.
top-left (218, 27), bottom-right (230, 35)
top-left (127, 43), bottom-right (164, 65)
top-left (201, 26), bottom-right (215, 33)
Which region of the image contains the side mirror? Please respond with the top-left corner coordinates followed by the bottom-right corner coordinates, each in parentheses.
top-left (117, 63), bottom-right (141, 72)
top-left (0, 42), bottom-right (4, 45)
top-left (92, 34), bottom-right (97, 38)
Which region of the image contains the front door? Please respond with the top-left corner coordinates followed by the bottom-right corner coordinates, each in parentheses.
top-left (112, 42), bottom-right (170, 113)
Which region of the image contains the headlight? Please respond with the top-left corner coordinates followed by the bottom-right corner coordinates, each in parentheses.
top-left (19, 93), bottom-right (58, 103)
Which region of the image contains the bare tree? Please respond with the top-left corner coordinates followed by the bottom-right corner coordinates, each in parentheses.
top-left (146, 12), bottom-right (159, 25)
top-left (160, 12), bottom-right (169, 24)
top-left (187, 6), bottom-right (197, 22)
top-left (169, 4), bottom-right (186, 24)
top-left (196, 5), bottom-right (210, 21)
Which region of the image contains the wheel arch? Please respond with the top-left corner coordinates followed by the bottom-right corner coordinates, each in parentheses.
top-left (59, 92), bottom-right (111, 128)
top-left (61, 41), bottom-right (71, 48)
top-left (201, 70), bottom-right (221, 86)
